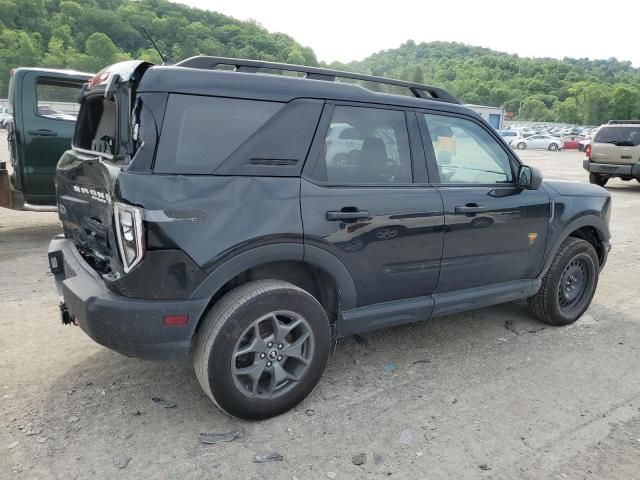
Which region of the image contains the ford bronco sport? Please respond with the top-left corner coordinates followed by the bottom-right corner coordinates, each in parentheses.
top-left (584, 120), bottom-right (640, 186)
top-left (49, 58), bottom-right (611, 419)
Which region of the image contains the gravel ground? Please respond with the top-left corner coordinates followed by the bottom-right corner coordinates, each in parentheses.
top-left (1, 138), bottom-right (640, 480)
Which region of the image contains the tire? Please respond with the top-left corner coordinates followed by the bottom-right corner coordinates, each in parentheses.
top-left (517, 142), bottom-right (527, 150)
top-left (548, 143), bottom-right (559, 151)
top-left (528, 237), bottom-right (599, 326)
top-left (193, 280), bottom-right (330, 420)
top-left (589, 173), bottom-right (608, 187)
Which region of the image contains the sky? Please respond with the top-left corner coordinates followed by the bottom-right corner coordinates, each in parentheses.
top-left (176, 0), bottom-right (640, 67)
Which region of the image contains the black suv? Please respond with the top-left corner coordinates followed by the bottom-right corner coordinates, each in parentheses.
top-left (49, 58), bottom-right (611, 419)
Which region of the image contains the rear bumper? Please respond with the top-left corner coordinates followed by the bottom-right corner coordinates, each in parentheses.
top-left (583, 160), bottom-right (640, 177)
top-left (48, 236), bottom-right (209, 361)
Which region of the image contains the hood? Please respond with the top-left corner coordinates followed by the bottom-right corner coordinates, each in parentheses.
top-left (543, 179), bottom-right (610, 197)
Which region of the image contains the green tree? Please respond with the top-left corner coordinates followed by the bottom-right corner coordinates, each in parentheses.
top-left (610, 85), bottom-right (640, 120)
top-left (286, 48), bottom-right (305, 65)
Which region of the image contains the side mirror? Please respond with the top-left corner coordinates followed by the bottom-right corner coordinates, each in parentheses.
top-left (517, 165), bottom-right (543, 190)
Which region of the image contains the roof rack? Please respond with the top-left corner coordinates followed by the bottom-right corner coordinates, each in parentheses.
top-left (175, 56), bottom-right (460, 104)
top-left (608, 120), bottom-right (640, 125)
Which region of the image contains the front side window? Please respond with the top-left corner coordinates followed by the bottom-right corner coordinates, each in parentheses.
top-left (36, 79), bottom-right (82, 121)
top-left (155, 95), bottom-right (283, 174)
top-left (322, 106), bottom-right (412, 184)
top-left (424, 113), bottom-right (513, 185)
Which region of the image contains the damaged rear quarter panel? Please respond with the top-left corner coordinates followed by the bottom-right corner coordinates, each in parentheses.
top-left (116, 172), bottom-right (304, 272)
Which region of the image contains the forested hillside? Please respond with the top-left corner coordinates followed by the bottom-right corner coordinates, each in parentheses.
top-left (1, 1), bottom-right (639, 124)
top-left (334, 41), bottom-right (640, 125)
top-left (0, 0), bottom-right (317, 96)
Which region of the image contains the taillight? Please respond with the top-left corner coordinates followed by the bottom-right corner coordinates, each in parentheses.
top-left (586, 144), bottom-right (592, 158)
top-left (113, 202), bottom-right (144, 273)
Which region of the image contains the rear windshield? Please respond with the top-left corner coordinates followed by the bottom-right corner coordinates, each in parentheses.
top-left (74, 95), bottom-right (117, 155)
top-left (594, 126), bottom-right (640, 147)
top-left (154, 94), bottom-right (283, 174)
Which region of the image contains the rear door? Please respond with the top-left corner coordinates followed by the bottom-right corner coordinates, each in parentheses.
top-left (419, 111), bottom-right (550, 293)
top-left (301, 103), bottom-right (444, 308)
top-left (19, 72), bottom-right (87, 203)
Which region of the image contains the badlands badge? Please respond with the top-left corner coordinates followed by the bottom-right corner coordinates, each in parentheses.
top-left (528, 232), bottom-right (538, 245)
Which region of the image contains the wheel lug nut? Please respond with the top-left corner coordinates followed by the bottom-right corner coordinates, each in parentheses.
top-left (260, 353), bottom-right (266, 359)
top-left (278, 343), bottom-right (284, 349)
top-left (267, 342), bottom-right (273, 348)
top-left (266, 361), bottom-right (272, 367)
top-left (277, 356), bottom-right (283, 361)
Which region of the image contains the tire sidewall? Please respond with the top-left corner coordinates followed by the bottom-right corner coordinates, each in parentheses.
top-left (545, 241), bottom-right (599, 324)
top-left (206, 288), bottom-right (330, 419)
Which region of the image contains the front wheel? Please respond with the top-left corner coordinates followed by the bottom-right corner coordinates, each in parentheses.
top-left (589, 173), bottom-right (608, 187)
top-left (528, 237), bottom-right (599, 326)
top-left (193, 280), bottom-right (331, 420)
top-left (517, 142), bottom-right (527, 150)
top-left (548, 143), bottom-right (559, 151)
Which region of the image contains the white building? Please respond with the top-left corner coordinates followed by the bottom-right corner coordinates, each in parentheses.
top-left (466, 104), bottom-right (505, 130)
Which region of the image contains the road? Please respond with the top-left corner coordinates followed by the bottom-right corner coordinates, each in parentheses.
top-left (1, 139), bottom-right (640, 480)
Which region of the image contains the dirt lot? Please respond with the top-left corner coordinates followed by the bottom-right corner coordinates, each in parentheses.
top-left (2, 138), bottom-right (640, 480)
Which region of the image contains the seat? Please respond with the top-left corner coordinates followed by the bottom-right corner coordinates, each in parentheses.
top-left (357, 137), bottom-right (389, 183)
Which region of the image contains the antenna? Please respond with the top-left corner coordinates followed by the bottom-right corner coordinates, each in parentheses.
top-left (142, 27), bottom-right (174, 65)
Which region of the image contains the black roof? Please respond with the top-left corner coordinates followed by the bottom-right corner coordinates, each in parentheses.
top-left (137, 57), bottom-right (475, 117)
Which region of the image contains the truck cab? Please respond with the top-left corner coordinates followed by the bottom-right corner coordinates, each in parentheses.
top-left (0, 68), bottom-right (91, 211)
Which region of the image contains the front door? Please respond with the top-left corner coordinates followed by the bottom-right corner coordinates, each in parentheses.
top-left (20, 73), bottom-right (85, 203)
top-left (420, 112), bottom-right (550, 293)
top-left (302, 104), bottom-right (444, 308)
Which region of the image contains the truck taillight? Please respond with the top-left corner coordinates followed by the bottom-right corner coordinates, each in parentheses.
top-left (114, 202), bottom-right (144, 273)
top-left (586, 144), bottom-right (591, 158)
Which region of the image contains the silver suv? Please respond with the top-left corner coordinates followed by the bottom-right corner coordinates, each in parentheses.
top-left (583, 120), bottom-right (640, 186)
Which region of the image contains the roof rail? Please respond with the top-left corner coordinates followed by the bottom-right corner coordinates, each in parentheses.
top-left (175, 56), bottom-right (460, 104)
top-left (607, 120), bottom-right (640, 125)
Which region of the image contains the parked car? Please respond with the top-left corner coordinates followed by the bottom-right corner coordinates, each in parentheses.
top-left (561, 135), bottom-right (586, 150)
top-left (583, 120), bottom-right (640, 186)
top-left (0, 105), bottom-right (10, 128)
top-left (511, 134), bottom-right (562, 151)
top-left (0, 67), bottom-right (92, 211)
top-left (498, 129), bottom-right (519, 141)
top-left (49, 57), bottom-right (611, 420)
top-left (578, 138), bottom-right (590, 152)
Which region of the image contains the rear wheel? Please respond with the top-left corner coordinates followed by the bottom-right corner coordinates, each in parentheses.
top-left (548, 143), bottom-right (559, 151)
top-left (528, 237), bottom-right (599, 326)
top-left (193, 280), bottom-right (330, 420)
top-left (517, 142), bottom-right (527, 150)
top-left (589, 173), bottom-right (608, 187)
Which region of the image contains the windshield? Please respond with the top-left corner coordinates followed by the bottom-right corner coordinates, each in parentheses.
top-left (594, 126), bottom-right (640, 146)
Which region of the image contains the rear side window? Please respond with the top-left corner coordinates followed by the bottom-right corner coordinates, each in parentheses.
top-left (320, 106), bottom-right (412, 184)
top-left (154, 95), bottom-right (283, 174)
top-left (36, 79), bottom-right (82, 121)
top-left (594, 127), bottom-right (640, 147)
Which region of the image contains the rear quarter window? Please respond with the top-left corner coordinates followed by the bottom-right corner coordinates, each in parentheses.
top-left (154, 95), bottom-right (283, 174)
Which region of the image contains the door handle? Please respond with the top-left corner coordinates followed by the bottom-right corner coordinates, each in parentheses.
top-left (28, 129), bottom-right (58, 137)
top-left (621, 155), bottom-right (633, 159)
top-left (326, 209), bottom-right (370, 221)
top-left (455, 204), bottom-right (488, 214)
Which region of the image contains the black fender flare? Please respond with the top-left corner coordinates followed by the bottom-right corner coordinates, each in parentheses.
top-left (189, 242), bottom-right (357, 310)
top-left (538, 214), bottom-right (610, 279)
